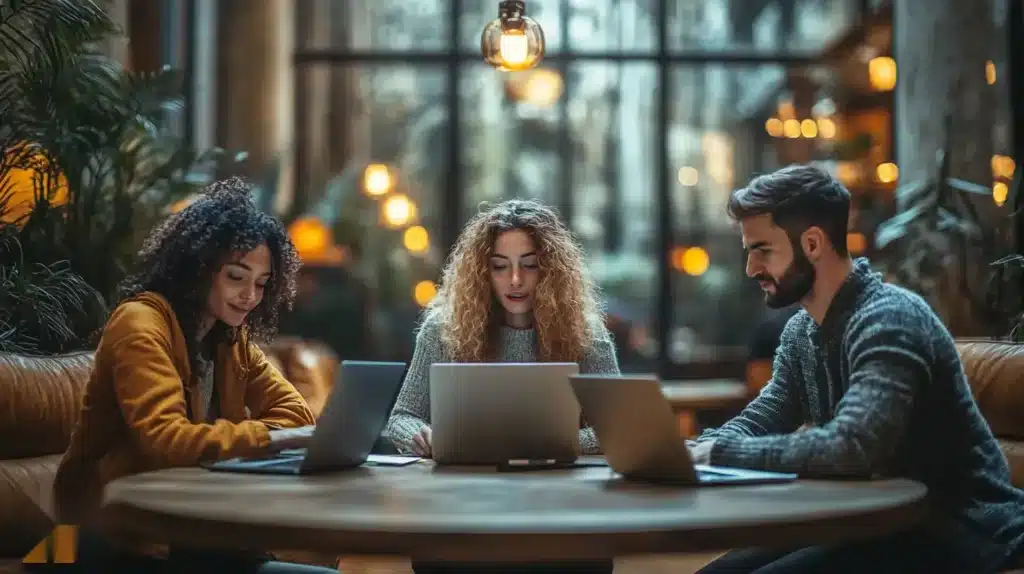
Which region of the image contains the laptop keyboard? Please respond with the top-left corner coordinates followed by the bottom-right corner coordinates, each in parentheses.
top-left (696, 468), bottom-right (737, 483)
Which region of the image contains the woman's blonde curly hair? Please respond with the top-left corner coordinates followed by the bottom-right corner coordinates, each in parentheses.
top-left (426, 199), bottom-right (605, 363)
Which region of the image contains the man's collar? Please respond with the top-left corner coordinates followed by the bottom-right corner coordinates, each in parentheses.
top-left (811, 257), bottom-right (881, 339)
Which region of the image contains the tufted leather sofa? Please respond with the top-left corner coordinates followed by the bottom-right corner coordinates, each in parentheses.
top-left (0, 339), bottom-right (340, 571)
top-left (955, 340), bottom-right (1024, 489)
top-left (957, 340), bottom-right (1024, 573)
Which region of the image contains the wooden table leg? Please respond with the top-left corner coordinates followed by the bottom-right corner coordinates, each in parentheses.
top-left (677, 410), bottom-right (697, 439)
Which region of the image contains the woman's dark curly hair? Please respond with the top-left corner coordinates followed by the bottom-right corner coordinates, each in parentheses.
top-left (119, 176), bottom-right (300, 345)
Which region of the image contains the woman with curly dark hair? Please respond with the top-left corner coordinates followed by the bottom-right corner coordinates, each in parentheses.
top-left (50, 177), bottom-right (335, 573)
top-left (386, 199), bottom-right (619, 574)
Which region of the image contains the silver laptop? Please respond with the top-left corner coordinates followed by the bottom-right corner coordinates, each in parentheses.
top-left (429, 362), bottom-right (581, 465)
top-left (569, 374), bottom-right (797, 485)
top-left (204, 361), bottom-right (415, 474)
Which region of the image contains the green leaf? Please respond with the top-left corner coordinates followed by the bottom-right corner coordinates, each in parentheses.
top-left (313, 165), bottom-right (363, 224)
top-left (991, 254), bottom-right (1024, 268)
top-left (252, 154), bottom-right (282, 214)
top-left (893, 179), bottom-right (933, 210)
top-left (935, 207), bottom-right (981, 239)
top-left (945, 177), bottom-right (992, 196)
top-left (874, 203), bottom-right (930, 249)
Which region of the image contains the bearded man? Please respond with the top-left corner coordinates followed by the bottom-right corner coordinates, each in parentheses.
top-left (690, 164), bottom-right (1024, 574)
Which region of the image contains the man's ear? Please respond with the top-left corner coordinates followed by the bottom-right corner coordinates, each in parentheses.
top-left (801, 226), bottom-right (827, 260)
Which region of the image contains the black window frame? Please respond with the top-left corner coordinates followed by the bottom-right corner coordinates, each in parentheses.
top-left (289, 0), bottom-right (868, 376)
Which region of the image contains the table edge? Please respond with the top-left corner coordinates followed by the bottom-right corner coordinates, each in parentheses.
top-left (99, 478), bottom-right (930, 560)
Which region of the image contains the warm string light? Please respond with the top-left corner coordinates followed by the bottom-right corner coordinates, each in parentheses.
top-left (765, 116), bottom-right (836, 139)
top-left (413, 281), bottom-right (438, 307)
top-left (992, 155), bottom-right (1015, 179)
top-left (381, 193), bottom-right (417, 228)
top-left (868, 56), bottom-right (896, 91)
top-left (363, 164), bottom-right (393, 197)
top-left (507, 68), bottom-right (563, 107)
top-left (993, 182), bottom-right (1008, 206)
top-left (670, 246), bottom-right (710, 277)
top-left (403, 225), bottom-right (430, 253)
top-left (875, 162), bottom-right (899, 184)
top-left (288, 217), bottom-right (332, 262)
top-left (677, 167), bottom-right (699, 187)
top-left (290, 163), bottom-right (435, 296)
top-left (832, 163), bottom-right (901, 188)
top-left (847, 232), bottom-right (867, 255)
top-left (992, 155), bottom-right (1015, 207)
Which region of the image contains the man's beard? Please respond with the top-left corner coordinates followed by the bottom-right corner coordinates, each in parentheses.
top-left (755, 248), bottom-right (816, 309)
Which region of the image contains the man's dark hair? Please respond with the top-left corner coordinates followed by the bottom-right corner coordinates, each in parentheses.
top-left (727, 164), bottom-right (851, 257)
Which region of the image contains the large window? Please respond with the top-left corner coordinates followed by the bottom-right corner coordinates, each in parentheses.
top-left (298, 1), bottom-right (451, 51)
top-left (293, 0), bottom-right (864, 373)
top-left (459, 64), bottom-right (565, 214)
top-left (667, 64), bottom-right (789, 362)
top-left (667, 0), bottom-right (860, 53)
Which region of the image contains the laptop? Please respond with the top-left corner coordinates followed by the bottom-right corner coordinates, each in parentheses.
top-left (429, 362), bottom-right (582, 465)
top-left (204, 360), bottom-right (418, 475)
top-left (569, 374), bottom-right (797, 485)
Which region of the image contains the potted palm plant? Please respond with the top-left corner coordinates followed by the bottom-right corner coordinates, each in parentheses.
top-left (0, 0), bottom-right (239, 354)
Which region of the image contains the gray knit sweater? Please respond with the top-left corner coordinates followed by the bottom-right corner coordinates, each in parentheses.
top-left (696, 258), bottom-right (1024, 572)
top-left (386, 312), bottom-right (621, 455)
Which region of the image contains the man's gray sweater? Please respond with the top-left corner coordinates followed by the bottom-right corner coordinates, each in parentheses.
top-left (697, 258), bottom-right (1024, 572)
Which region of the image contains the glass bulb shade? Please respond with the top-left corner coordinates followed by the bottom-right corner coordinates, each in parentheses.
top-left (481, 16), bottom-right (545, 72)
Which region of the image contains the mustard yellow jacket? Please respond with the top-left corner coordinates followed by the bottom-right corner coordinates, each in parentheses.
top-left (54, 291), bottom-right (315, 525)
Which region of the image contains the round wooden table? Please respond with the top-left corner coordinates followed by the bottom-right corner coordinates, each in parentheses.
top-left (100, 463), bottom-right (928, 562)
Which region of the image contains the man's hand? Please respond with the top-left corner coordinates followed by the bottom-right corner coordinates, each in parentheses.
top-left (267, 425), bottom-right (316, 452)
top-left (412, 425), bottom-right (433, 457)
top-left (688, 439), bottom-right (715, 465)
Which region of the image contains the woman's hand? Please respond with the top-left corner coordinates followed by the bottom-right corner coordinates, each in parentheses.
top-left (267, 425), bottom-right (316, 452)
top-left (412, 425), bottom-right (433, 457)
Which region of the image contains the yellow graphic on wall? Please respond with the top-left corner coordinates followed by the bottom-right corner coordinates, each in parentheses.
top-left (23, 525), bottom-right (78, 564)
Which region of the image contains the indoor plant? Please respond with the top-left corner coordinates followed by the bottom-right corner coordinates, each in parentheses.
top-left (0, 0), bottom-right (236, 354)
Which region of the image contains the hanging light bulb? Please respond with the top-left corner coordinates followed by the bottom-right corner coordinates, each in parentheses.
top-left (481, 1), bottom-right (545, 72)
